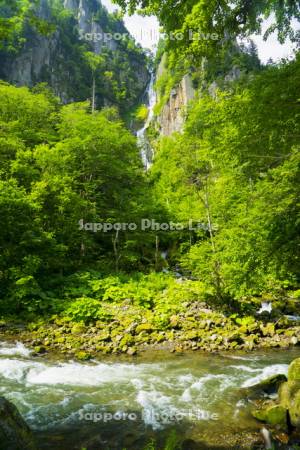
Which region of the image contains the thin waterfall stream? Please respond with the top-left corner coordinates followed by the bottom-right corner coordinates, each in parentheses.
top-left (137, 73), bottom-right (156, 170)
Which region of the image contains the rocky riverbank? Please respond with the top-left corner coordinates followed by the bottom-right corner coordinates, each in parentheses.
top-left (1, 299), bottom-right (300, 360)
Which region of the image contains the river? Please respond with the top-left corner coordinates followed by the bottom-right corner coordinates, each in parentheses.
top-left (1, 341), bottom-right (300, 449)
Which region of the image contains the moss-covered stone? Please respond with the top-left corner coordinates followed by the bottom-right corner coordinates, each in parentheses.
top-left (119, 334), bottom-right (134, 347)
top-left (252, 404), bottom-right (287, 427)
top-left (260, 323), bottom-right (275, 337)
top-left (0, 397), bottom-right (37, 450)
top-left (289, 388), bottom-right (300, 428)
top-left (75, 351), bottom-right (91, 361)
top-left (33, 346), bottom-right (46, 354)
top-left (135, 323), bottom-right (153, 334)
top-left (288, 357), bottom-right (300, 381)
top-left (244, 374), bottom-right (287, 398)
top-left (71, 323), bottom-right (86, 334)
top-left (127, 347), bottom-right (137, 356)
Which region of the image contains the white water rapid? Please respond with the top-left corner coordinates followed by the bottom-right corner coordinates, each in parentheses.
top-left (1, 341), bottom-right (299, 435)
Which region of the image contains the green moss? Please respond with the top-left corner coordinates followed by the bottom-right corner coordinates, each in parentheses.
top-left (136, 323), bottom-right (153, 334)
top-left (289, 388), bottom-right (300, 428)
top-left (252, 404), bottom-right (287, 427)
top-left (75, 351), bottom-right (91, 361)
top-left (288, 357), bottom-right (300, 381)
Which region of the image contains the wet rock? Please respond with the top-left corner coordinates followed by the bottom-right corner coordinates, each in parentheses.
top-left (244, 374), bottom-right (287, 398)
top-left (182, 438), bottom-right (199, 449)
top-left (33, 345), bottom-right (46, 354)
top-left (288, 357), bottom-right (300, 381)
top-left (260, 323), bottom-right (276, 337)
top-left (135, 323), bottom-right (153, 334)
top-left (127, 347), bottom-right (137, 356)
top-left (274, 431), bottom-right (289, 444)
top-left (252, 403), bottom-right (287, 428)
top-left (75, 351), bottom-right (91, 361)
top-left (119, 334), bottom-right (134, 348)
top-left (71, 323), bottom-right (86, 334)
top-left (0, 397), bottom-right (37, 450)
top-left (289, 388), bottom-right (300, 428)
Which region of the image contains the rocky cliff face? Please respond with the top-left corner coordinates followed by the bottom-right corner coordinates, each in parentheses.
top-left (158, 74), bottom-right (195, 136)
top-left (154, 53), bottom-right (195, 136)
top-left (0, 0), bottom-right (149, 111)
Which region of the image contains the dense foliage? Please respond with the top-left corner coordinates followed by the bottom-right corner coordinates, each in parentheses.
top-left (0, 0), bottom-right (299, 324)
top-left (0, 82), bottom-right (170, 313)
top-left (150, 55), bottom-right (300, 299)
top-left (114, 0), bottom-right (300, 58)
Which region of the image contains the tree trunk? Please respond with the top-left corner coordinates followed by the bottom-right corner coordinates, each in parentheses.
top-left (92, 75), bottom-right (96, 113)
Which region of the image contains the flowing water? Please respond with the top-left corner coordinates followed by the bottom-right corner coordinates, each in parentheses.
top-left (137, 73), bottom-right (156, 170)
top-left (1, 340), bottom-right (300, 449)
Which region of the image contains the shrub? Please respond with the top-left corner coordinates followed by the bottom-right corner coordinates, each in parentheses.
top-left (65, 297), bottom-right (112, 324)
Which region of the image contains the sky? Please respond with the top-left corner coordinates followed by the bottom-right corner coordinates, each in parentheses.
top-left (101, 0), bottom-right (297, 63)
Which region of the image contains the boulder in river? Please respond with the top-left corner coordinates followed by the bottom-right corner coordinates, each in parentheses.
top-left (288, 357), bottom-right (300, 381)
top-left (242, 373), bottom-right (287, 399)
top-left (252, 404), bottom-right (287, 427)
top-left (251, 357), bottom-right (300, 430)
top-left (0, 396), bottom-right (37, 450)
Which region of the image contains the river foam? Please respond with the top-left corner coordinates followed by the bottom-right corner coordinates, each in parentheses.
top-left (0, 341), bottom-right (298, 432)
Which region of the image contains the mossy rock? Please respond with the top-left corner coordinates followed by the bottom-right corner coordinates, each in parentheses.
top-left (75, 351), bottom-right (91, 361)
top-left (288, 357), bottom-right (300, 381)
top-left (33, 346), bottom-right (46, 354)
top-left (136, 331), bottom-right (151, 343)
top-left (289, 388), bottom-right (300, 427)
top-left (184, 330), bottom-right (199, 340)
top-left (96, 331), bottom-right (111, 341)
top-left (278, 380), bottom-right (300, 409)
top-left (127, 347), bottom-right (137, 356)
top-left (169, 315), bottom-right (180, 328)
top-left (0, 397), bottom-right (37, 450)
top-left (71, 323), bottom-right (86, 334)
top-left (135, 323), bottom-right (153, 334)
top-left (119, 334), bottom-right (134, 347)
top-left (228, 333), bottom-right (244, 344)
top-left (150, 332), bottom-right (165, 343)
top-left (252, 404), bottom-right (287, 427)
top-left (243, 374), bottom-right (287, 398)
top-left (260, 323), bottom-right (276, 337)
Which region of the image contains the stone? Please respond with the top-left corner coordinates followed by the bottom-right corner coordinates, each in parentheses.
top-left (260, 323), bottom-right (275, 337)
top-left (33, 346), bottom-right (46, 354)
top-left (288, 357), bottom-right (300, 381)
top-left (127, 347), bottom-right (137, 356)
top-left (169, 315), bottom-right (180, 328)
top-left (243, 374), bottom-right (287, 399)
top-left (289, 388), bottom-right (300, 427)
top-left (75, 351), bottom-right (91, 361)
top-left (135, 323), bottom-right (153, 334)
top-left (0, 397), bottom-right (37, 450)
top-left (252, 404), bottom-right (287, 427)
top-left (279, 379), bottom-right (300, 405)
top-left (71, 323), bottom-right (86, 334)
top-left (119, 334), bottom-right (134, 347)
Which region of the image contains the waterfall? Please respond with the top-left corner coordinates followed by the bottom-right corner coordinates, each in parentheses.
top-left (261, 427), bottom-right (272, 449)
top-left (137, 73), bottom-right (156, 170)
top-left (258, 302), bottom-right (272, 314)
